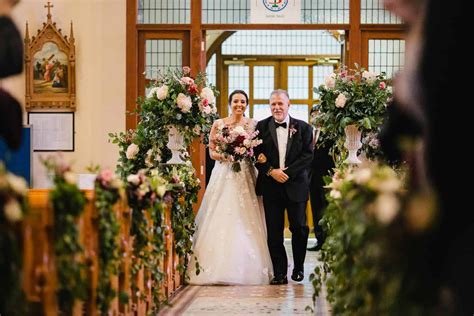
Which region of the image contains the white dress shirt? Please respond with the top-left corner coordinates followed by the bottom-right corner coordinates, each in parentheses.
top-left (275, 115), bottom-right (290, 169)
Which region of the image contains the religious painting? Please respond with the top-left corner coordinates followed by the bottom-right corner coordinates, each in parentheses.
top-left (33, 42), bottom-right (69, 93)
top-left (24, 2), bottom-right (76, 111)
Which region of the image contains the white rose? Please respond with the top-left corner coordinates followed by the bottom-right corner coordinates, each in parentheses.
top-left (233, 126), bottom-right (245, 135)
top-left (7, 174), bottom-right (28, 196)
top-left (325, 73), bottom-right (336, 89)
top-left (376, 177), bottom-right (401, 193)
top-left (352, 167), bottom-right (372, 184)
top-left (127, 174), bottom-right (140, 185)
top-left (202, 106), bottom-right (212, 115)
top-left (211, 105), bottom-right (217, 114)
top-left (193, 125), bottom-right (201, 135)
top-left (176, 93), bottom-right (192, 113)
top-left (63, 171), bottom-right (77, 185)
top-left (200, 87), bottom-right (215, 104)
top-left (156, 85), bottom-right (168, 100)
top-left (373, 193), bottom-right (400, 225)
top-left (3, 199), bottom-right (23, 222)
top-left (147, 87), bottom-right (159, 99)
top-left (126, 143), bottom-right (139, 160)
top-left (362, 71), bottom-right (377, 83)
top-left (335, 93), bottom-right (347, 108)
top-left (330, 189), bottom-right (341, 199)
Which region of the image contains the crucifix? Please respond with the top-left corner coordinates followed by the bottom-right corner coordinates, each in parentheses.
top-left (44, 1), bottom-right (53, 19)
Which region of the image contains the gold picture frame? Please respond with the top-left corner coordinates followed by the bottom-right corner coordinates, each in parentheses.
top-left (24, 2), bottom-right (76, 111)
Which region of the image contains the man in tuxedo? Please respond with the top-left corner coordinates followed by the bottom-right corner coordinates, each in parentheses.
top-left (307, 106), bottom-right (334, 251)
top-left (255, 89), bottom-right (313, 285)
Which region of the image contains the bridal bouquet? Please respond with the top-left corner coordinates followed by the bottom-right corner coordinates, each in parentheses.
top-left (213, 124), bottom-right (262, 172)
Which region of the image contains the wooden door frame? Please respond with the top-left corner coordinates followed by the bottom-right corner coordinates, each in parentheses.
top-left (361, 31), bottom-right (405, 69)
top-left (137, 31), bottom-right (190, 97)
top-left (221, 57), bottom-right (339, 122)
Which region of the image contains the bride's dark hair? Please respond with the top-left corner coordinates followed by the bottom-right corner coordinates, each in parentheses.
top-left (228, 89), bottom-right (249, 105)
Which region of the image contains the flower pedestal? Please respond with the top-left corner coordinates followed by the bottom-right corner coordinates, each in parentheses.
top-left (344, 124), bottom-right (362, 164)
top-left (166, 125), bottom-right (186, 164)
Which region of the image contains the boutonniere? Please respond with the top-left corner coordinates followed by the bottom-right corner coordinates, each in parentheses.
top-left (289, 125), bottom-right (297, 138)
top-left (257, 153), bottom-right (267, 164)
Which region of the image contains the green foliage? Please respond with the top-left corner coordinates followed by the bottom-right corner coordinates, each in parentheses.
top-left (312, 162), bottom-right (438, 315)
top-left (44, 157), bottom-right (88, 314)
top-left (158, 164), bottom-right (200, 276)
top-left (125, 169), bottom-right (168, 312)
top-left (94, 169), bottom-right (123, 315)
top-left (314, 66), bottom-right (391, 161)
top-left (0, 163), bottom-right (29, 315)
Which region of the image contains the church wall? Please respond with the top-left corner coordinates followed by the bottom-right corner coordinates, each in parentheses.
top-left (2, 0), bottom-right (126, 187)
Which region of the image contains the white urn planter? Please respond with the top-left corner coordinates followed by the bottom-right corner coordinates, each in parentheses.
top-left (344, 124), bottom-right (362, 164)
top-left (166, 125), bottom-right (186, 164)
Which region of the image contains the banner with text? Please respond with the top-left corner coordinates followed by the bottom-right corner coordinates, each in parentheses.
top-left (250, 0), bottom-right (301, 24)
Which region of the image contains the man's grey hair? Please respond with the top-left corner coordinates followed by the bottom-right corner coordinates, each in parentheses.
top-left (269, 89), bottom-right (290, 100)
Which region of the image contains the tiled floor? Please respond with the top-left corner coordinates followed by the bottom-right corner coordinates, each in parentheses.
top-left (160, 239), bottom-right (331, 315)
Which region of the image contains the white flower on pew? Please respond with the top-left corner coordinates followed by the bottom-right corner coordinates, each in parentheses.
top-left (372, 193), bottom-right (400, 225)
top-left (63, 171), bottom-right (77, 185)
top-left (4, 199), bottom-right (23, 222)
top-left (7, 173), bottom-right (28, 196)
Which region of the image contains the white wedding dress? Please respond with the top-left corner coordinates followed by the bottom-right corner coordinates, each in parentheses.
top-left (187, 122), bottom-right (273, 285)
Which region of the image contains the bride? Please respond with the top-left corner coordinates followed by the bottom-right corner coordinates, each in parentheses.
top-left (187, 90), bottom-right (273, 285)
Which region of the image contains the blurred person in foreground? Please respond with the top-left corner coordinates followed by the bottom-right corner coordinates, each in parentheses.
top-left (0, 0), bottom-right (23, 150)
top-left (381, 0), bottom-right (473, 314)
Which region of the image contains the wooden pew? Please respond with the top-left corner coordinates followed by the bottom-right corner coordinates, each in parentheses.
top-left (24, 189), bottom-right (184, 315)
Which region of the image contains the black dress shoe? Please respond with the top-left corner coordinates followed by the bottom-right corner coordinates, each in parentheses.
top-left (291, 270), bottom-right (304, 282)
top-left (270, 275), bottom-right (288, 285)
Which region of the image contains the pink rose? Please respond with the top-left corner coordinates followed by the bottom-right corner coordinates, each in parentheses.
top-left (379, 82), bottom-right (386, 89)
top-left (182, 66), bottom-right (191, 74)
top-left (100, 168), bottom-right (114, 183)
top-left (180, 76), bottom-right (194, 85)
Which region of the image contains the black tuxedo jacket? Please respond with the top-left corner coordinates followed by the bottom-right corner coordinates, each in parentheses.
top-left (255, 116), bottom-right (313, 202)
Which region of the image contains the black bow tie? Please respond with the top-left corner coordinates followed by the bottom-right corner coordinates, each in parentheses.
top-left (275, 122), bottom-right (287, 129)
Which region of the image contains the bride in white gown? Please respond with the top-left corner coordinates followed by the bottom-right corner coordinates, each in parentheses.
top-left (187, 90), bottom-right (273, 285)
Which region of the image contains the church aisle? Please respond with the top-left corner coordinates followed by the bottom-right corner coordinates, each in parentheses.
top-left (160, 239), bottom-right (331, 315)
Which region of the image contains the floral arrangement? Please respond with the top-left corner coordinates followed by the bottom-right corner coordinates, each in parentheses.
top-left (94, 168), bottom-right (124, 314)
top-left (110, 66), bottom-right (219, 180)
top-left (139, 66), bottom-right (218, 145)
top-left (0, 163), bottom-right (29, 315)
top-left (42, 156), bottom-right (88, 314)
top-left (311, 161), bottom-right (438, 314)
top-left (213, 123), bottom-right (262, 172)
top-left (314, 66), bottom-right (391, 160)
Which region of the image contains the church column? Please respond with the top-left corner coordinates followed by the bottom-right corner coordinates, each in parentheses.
top-left (190, 0), bottom-right (206, 211)
top-left (348, 0), bottom-right (362, 67)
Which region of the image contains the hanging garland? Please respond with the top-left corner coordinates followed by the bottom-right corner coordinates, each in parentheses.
top-left (42, 157), bottom-right (88, 314)
top-left (158, 164), bottom-right (200, 276)
top-left (94, 169), bottom-right (123, 315)
top-left (125, 169), bottom-right (169, 312)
